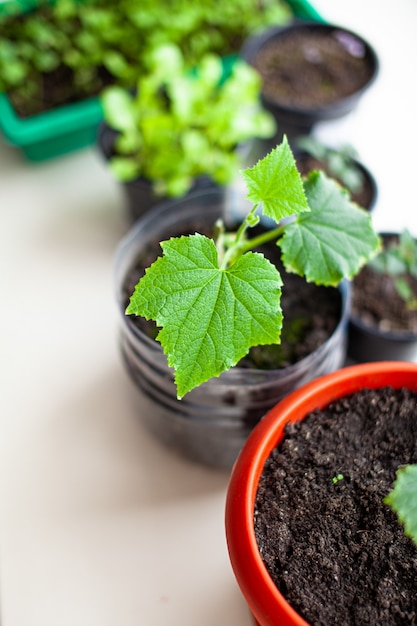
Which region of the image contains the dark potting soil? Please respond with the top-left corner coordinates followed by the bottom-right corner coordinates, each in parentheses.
top-left (8, 65), bottom-right (114, 118)
top-left (253, 28), bottom-right (374, 109)
top-left (295, 153), bottom-right (374, 211)
top-left (255, 385), bottom-right (417, 625)
top-left (122, 223), bottom-right (342, 370)
top-left (351, 235), bottom-right (417, 334)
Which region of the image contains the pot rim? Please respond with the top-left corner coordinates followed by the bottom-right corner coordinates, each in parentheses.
top-left (225, 360), bottom-right (417, 626)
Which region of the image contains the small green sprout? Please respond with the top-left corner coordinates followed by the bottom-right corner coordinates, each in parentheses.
top-left (126, 137), bottom-right (380, 398)
top-left (332, 474), bottom-right (344, 485)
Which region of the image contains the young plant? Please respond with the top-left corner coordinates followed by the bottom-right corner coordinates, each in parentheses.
top-left (295, 135), bottom-right (365, 195)
top-left (100, 44), bottom-right (276, 197)
top-left (385, 464), bottom-right (417, 548)
top-left (369, 229), bottom-right (417, 310)
top-left (126, 138), bottom-right (380, 398)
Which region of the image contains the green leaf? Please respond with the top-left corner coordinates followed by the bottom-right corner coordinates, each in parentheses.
top-left (100, 87), bottom-right (136, 132)
top-left (399, 229), bottom-right (417, 269)
top-left (34, 49), bottom-right (59, 72)
top-left (146, 43), bottom-right (184, 81)
top-left (279, 171), bottom-right (381, 285)
top-left (126, 234), bottom-right (283, 398)
top-left (1, 59), bottom-right (28, 85)
top-left (394, 277), bottom-right (414, 303)
top-left (109, 157), bottom-right (140, 182)
top-left (242, 137), bottom-right (309, 222)
top-left (384, 464), bottom-right (417, 547)
top-left (103, 51), bottom-right (131, 79)
top-left (197, 53), bottom-right (223, 87)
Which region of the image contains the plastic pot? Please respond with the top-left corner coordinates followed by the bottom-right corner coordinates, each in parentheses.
top-left (348, 320), bottom-right (417, 363)
top-left (348, 232), bottom-right (417, 362)
top-left (0, 0), bottom-right (103, 161)
top-left (97, 122), bottom-right (219, 223)
top-left (225, 361), bottom-right (417, 625)
top-left (0, 91), bottom-right (103, 161)
top-left (114, 188), bottom-right (351, 468)
top-left (294, 149), bottom-right (378, 212)
top-left (240, 22), bottom-right (379, 139)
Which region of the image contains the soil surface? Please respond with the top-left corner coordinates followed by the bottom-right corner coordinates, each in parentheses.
top-left (123, 224), bottom-right (342, 370)
top-left (351, 235), bottom-right (417, 333)
top-left (255, 385), bottom-right (417, 625)
top-left (295, 152), bottom-right (375, 211)
top-left (9, 65), bottom-right (113, 118)
top-left (253, 28), bottom-right (374, 109)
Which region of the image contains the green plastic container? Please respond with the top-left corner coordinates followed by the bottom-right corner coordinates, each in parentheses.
top-left (0, 93), bottom-right (103, 161)
top-left (0, 0), bottom-right (324, 161)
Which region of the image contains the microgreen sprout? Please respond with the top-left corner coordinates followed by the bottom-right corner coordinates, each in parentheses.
top-left (332, 474), bottom-right (344, 485)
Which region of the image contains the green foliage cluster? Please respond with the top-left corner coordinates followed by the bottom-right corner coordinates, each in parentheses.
top-left (100, 44), bottom-right (276, 197)
top-left (369, 229), bottom-right (417, 310)
top-left (0, 0), bottom-right (292, 116)
top-left (295, 135), bottom-right (365, 194)
top-left (126, 138), bottom-right (380, 398)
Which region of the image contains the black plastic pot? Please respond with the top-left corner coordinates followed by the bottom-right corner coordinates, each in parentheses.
top-left (240, 21), bottom-right (379, 139)
top-left (348, 318), bottom-right (417, 363)
top-left (348, 232), bottom-right (417, 362)
top-left (98, 121), bottom-right (231, 223)
top-left (114, 188), bottom-right (351, 469)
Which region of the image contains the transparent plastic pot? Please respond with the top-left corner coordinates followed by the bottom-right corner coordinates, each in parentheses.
top-left (114, 188), bottom-right (351, 468)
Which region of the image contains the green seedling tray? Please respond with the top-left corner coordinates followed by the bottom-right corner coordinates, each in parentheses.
top-left (0, 93), bottom-right (103, 161)
top-left (0, 0), bottom-right (324, 161)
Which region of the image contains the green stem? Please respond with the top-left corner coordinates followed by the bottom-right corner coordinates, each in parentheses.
top-left (219, 204), bottom-right (258, 269)
top-left (220, 215), bottom-right (286, 270)
top-left (239, 224), bottom-right (285, 254)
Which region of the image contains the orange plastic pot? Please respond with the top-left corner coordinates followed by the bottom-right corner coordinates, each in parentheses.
top-left (225, 361), bottom-right (417, 626)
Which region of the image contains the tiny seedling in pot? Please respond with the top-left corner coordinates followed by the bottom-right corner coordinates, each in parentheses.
top-left (126, 137), bottom-right (380, 398)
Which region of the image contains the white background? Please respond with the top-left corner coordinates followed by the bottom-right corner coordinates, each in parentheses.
top-left (0, 0), bottom-right (416, 624)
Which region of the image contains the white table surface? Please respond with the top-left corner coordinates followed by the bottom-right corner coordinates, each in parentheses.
top-left (1, 1), bottom-right (416, 624)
